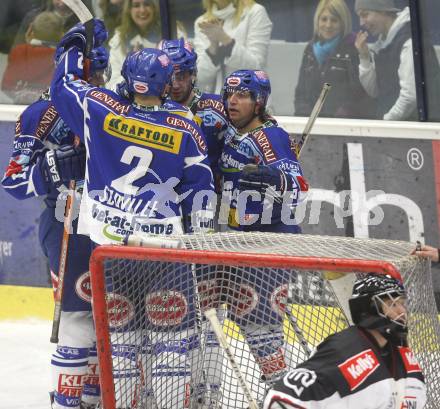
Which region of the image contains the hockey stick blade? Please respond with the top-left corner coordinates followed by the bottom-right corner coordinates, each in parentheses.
top-left (62, 0), bottom-right (93, 23)
top-left (204, 308), bottom-right (259, 409)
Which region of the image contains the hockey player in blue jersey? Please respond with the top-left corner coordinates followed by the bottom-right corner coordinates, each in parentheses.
top-left (1, 46), bottom-right (110, 409)
top-left (51, 21), bottom-right (214, 244)
top-left (160, 38), bottom-right (232, 404)
top-left (218, 69), bottom-right (310, 390)
top-left (159, 38), bottom-right (228, 178)
top-left (51, 19), bottom-right (215, 408)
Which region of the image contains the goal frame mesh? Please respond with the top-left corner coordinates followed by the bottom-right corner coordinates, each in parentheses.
top-left (89, 234), bottom-right (439, 409)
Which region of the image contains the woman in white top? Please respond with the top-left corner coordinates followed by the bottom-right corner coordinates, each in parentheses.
top-left (193, 0), bottom-right (272, 94)
top-left (106, 0), bottom-right (161, 90)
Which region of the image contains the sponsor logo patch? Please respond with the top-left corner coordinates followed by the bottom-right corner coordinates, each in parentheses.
top-left (198, 279), bottom-right (221, 311)
top-left (58, 374), bottom-right (85, 397)
top-left (270, 284), bottom-right (288, 316)
top-left (104, 113), bottom-right (183, 153)
top-left (227, 76), bottom-right (241, 86)
top-left (228, 283), bottom-right (258, 317)
top-left (75, 271), bottom-right (92, 302)
top-left (255, 348), bottom-right (286, 377)
top-left (165, 116), bottom-right (206, 153)
top-left (250, 129), bottom-right (277, 163)
top-left (106, 293), bottom-right (135, 328)
top-left (133, 81), bottom-right (149, 94)
top-left (89, 90), bottom-right (130, 114)
top-left (338, 349), bottom-right (379, 390)
top-left (145, 290), bottom-right (188, 326)
top-left (35, 105), bottom-right (58, 139)
top-left (398, 347), bottom-right (422, 373)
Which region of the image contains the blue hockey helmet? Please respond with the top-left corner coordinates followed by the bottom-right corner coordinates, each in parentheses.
top-left (121, 48), bottom-right (173, 97)
top-left (222, 69), bottom-right (271, 111)
top-left (159, 38), bottom-right (197, 74)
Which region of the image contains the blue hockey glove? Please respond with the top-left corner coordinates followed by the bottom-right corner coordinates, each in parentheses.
top-left (238, 164), bottom-right (290, 205)
top-left (56, 18), bottom-right (108, 58)
top-left (40, 144), bottom-right (86, 188)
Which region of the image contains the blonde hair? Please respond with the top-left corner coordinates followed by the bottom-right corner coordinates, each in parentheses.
top-left (118, 0), bottom-right (161, 53)
top-left (31, 11), bottom-right (64, 43)
top-left (201, 0), bottom-right (255, 26)
top-left (313, 0), bottom-right (352, 40)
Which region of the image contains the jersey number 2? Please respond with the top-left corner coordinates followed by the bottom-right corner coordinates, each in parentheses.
top-left (111, 146), bottom-right (153, 195)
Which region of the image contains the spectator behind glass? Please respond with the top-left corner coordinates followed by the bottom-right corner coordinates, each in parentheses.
top-left (193, 0), bottom-right (272, 94)
top-left (1, 11), bottom-right (63, 104)
top-left (98, 0), bottom-right (124, 40)
top-left (0, 0), bottom-right (42, 54)
top-left (13, 0), bottom-right (91, 47)
top-left (354, 0), bottom-right (417, 120)
top-left (295, 0), bottom-right (373, 119)
top-left (107, 0), bottom-right (187, 90)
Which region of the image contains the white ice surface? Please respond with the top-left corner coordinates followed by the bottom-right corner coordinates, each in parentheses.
top-left (0, 320), bottom-right (55, 409)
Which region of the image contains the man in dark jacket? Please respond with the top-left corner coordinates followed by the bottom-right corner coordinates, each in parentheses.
top-left (354, 0), bottom-right (417, 120)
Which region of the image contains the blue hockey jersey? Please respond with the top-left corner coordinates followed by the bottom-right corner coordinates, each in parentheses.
top-left (51, 48), bottom-right (215, 244)
top-left (1, 92), bottom-right (80, 207)
top-left (219, 120), bottom-right (308, 231)
top-left (189, 90), bottom-right (228, 174)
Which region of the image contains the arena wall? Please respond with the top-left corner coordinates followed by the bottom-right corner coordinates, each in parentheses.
top-left (0, 105), bottom-right (439, 318)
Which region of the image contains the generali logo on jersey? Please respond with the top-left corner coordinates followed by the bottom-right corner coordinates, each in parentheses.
top-left (338, 349), bottom-right (379, 390)
top-left (398, 347), bottom-right (422, 373)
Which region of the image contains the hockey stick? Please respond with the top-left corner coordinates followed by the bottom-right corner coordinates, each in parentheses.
top-left (295, 82), bottom-right (331, 158)
top-left (204, 308), bottom-right (259, 409)
top-left (50, 180), bottom-right (77, 343)
top-left (50, 0), bottom-right (94, 343)
top-left (285, 283), bottom-right (312, 356)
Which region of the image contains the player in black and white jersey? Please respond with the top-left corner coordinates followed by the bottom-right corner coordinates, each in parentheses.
top-left (264, 274), bottom-right (426, 409)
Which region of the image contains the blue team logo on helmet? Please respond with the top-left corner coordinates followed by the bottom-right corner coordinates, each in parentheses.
top-left (121, 48), bottom-right (173, 98)
top-left (159, 38), bottom-right (197, 74)
top-left (222, 69), bottom-right (271, 110)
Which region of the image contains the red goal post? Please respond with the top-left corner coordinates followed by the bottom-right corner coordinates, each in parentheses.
top-left (89, 232), bottom-right (440, 409)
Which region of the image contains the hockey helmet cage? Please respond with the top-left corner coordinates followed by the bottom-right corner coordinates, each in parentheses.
top-left (222, 69), bottom-right (271, 110)
top-left (159, 38), bottom-right (197, 74)
top-left (349, 273), bottom-right (406, 327)
top-left (121, 48), bottom-right (173, 97)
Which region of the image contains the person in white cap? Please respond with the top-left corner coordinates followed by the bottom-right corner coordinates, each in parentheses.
top-left (354, 0), bottom-right (417, 121)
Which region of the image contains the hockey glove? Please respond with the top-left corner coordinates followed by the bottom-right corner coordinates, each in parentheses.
top-left (238, 164), bottom-right (290, 205)
top-left (40, 144), bottom-right (86, 188)
top-left (56, 18), bottom-right (108, 60)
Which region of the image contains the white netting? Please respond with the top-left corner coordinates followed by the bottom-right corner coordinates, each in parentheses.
top-left (91, 232), bottom-right (440, 409)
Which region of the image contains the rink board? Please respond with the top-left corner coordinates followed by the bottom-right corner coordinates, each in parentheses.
top-left (1, 112), bottom-right (440, 317)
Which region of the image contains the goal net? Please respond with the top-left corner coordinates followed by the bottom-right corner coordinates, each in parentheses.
top-left (89, 232), bottom-right (440, 409)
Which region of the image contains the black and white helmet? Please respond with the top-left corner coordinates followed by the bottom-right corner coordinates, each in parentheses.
top-left (349, 274), bottom-right (407, 343)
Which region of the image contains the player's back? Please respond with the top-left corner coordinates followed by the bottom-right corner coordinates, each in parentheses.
top-left (80, 90), bottom-right (213, 243)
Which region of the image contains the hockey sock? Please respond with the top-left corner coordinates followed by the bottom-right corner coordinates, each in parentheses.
top-left (243, 326), bottom-right (287, 385)
top-left (80, 345), bottom-right (100, 406)
top-left (51, 345), bottom-right (90, 408)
